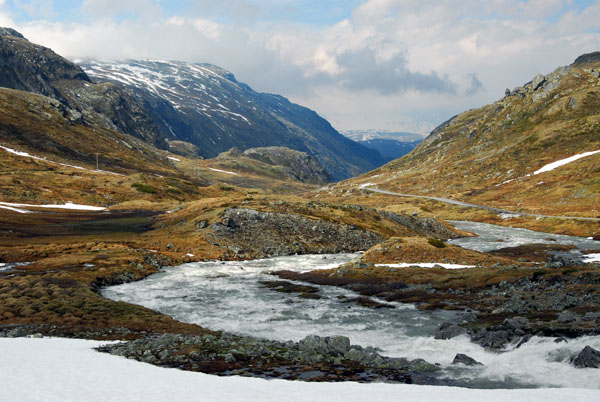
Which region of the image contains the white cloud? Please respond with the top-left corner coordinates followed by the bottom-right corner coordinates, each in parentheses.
top-left (1, 0), bottom-right (599, 133)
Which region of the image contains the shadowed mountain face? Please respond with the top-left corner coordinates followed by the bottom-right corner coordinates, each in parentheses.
top-left (358, 139), bottom-right (421, 162)
top-left (81, 60), bottom-right (386, 181)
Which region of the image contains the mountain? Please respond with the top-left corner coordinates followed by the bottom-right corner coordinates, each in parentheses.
top-left (0, 28), bottom-right (166, 148)
top-left (345, 52), bottom-right (600, 218)
top-left (358, 138), bottom-right (421, 161)
top-left (81, 60), bottom-right (385, 181)
top-left (342, 129), bottom-right (425, 142)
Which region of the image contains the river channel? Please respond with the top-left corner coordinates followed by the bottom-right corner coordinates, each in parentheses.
top-left (103, 222), bottom-right (600, 389)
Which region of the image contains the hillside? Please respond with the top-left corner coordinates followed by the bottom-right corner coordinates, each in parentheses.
top-left (341, 53), bottom-right (600, 219)
top-left (0, 86), bottom-right (326, 210)
top-left (0, 28), bottom-right (166, 148)
top-left (0, 27), bottom-right (384, 181)
top-left (81, 60), bottom-right (385, 181)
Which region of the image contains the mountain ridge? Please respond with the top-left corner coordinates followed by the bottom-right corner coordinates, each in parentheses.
top-left (0, 28), bottom-right (385, 181)
top-left (81, 59), bottom-right (386, 181)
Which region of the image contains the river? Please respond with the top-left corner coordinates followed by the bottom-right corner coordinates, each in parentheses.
top-left (104, 246), bottom-right (600, 389)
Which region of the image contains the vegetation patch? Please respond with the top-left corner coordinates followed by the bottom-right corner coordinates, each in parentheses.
top-left (132, 183), bottom-right (157, 194)
top-left (427, 238), bottom-right (446, 248)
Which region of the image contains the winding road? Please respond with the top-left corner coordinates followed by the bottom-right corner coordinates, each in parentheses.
top-left (363, 187), bottom-right (600, 222)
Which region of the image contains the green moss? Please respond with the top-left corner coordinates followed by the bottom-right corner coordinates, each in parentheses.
top-left (427, 238), bottom-right (446, 248)
top-left (131, 183), bottom-right (157, 194)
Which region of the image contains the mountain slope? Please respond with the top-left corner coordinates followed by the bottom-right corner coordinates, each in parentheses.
top-left (0, 28), bottom-right (165, 148)
top-left (345, 53), bottom-right (600, 218)
top-left (82, 60), bottom-right (385, 181)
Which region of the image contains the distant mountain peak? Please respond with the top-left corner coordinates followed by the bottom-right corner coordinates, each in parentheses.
top-left (0, 27), bottom-right (26, 40)
top-left (572, 51), bottom-right (600, 66)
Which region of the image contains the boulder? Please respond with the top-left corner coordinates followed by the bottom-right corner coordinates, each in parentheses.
top-left (452, 353), bottom-right (483, 366)
top-left (557, 310), bottom-right (579, 323)
top-left (532, 74), bottom-right (546, 91)
top-left (571, 346), bottom-right (600, 368)
top-left (434, 323), bottom-right (468, 340)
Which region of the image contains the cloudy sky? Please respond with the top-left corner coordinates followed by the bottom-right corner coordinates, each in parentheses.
top-left (0, 0), bottom-right (599, 134)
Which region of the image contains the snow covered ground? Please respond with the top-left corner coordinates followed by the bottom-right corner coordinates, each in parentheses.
top-left (533, 150), bottom-right (600, 175)
top-left (0, 145), bottom-right (123, 176)
top-left (584, 253), bottom-right (600, 263)
top-left (0, 201), bottom-right (106, 213)
top-left (2, 337), bottom-right (599, 402)
top-left (209, 167), bottom-right (238, 175)
top-left (375, 263), bottom-right (475, 269)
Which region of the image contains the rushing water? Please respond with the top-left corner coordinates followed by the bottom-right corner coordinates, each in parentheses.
top-left (448, 220), bottom-right (600, 253)
top-left (103, 252), bottom-right (600, 389)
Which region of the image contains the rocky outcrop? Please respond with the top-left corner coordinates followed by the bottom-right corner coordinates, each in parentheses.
top-left (572, 52), bottom-right (600, 66)
top-left (208, 208), bottom-right (383, 257)
top-left (96, 333), bottom-right (440, 383)
top-left (242, 146), bottom-right (331, 184)
top-left (379, 211), bottom-right (459, 239)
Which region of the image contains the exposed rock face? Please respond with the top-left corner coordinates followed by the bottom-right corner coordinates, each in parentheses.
top-left (242, 146), bottom-right (331, 184)
top-left (571, 346), bottom-right (600, 368)
top-left (209, 208), bottom-right (383, 257)
top-left (379, 211), bottom-right (459, 239)
top-left (167, 140), bottom-right (202, 158)
top-left (0, 28), bottom-right (165, 148)
top-left (572, 51), bottom-right (600, 66)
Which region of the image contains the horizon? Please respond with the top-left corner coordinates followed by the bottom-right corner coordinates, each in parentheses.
top-left (0, 0), bottom-right (599, 134)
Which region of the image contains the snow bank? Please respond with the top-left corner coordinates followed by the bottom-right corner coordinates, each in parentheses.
top-left (0, 201), bottom-right (106, 212)
top-left (0, 204), bottom-right (30, 213)
top-left (533, 150), bottom-right (600, 175)
top-left (2, 337), bottom-right (598, 402)
top-left (375, 263), bottom-right (475, 269)
top-left (1, 145), bottom-right (123, 176)
top-left (209, 167), bottom-right (238, 175)
top-left (584, 253), bottom-right (600, 263)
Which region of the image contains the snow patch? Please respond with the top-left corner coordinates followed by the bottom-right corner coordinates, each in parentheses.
top-left (359, 182), bottom-right (375, 189)
top-left (0, 201), bottom-right (106, 212)
top-left (498, 213), bottom-right (521, 220)
top-left (375, 263), bottom-right (476, 269)
top-left (0, 204), bottom-right (30, 213)
top-left (583, 253), bottom-right (600, 263)
top-left (533, 150), bottom-right (600, 175)
top-left (167, 156), bottom-right (181, 162)
top-left (209, 167), bottom-right (238, 175)
top-left (2, 337), bottom-right (599, 402)
top-left (1, 145), bottom-right (122, 176)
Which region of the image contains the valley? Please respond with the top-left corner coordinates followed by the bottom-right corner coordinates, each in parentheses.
top-left (0, 26), bottom-right (599, 395)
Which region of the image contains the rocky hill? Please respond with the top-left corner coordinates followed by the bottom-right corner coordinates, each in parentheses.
top-left (81, 60), bottom-right (385, 181)
top-left (0, 28), bottom-right (165, 148)
top-left (344, 52), bottom-right (600, 218)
